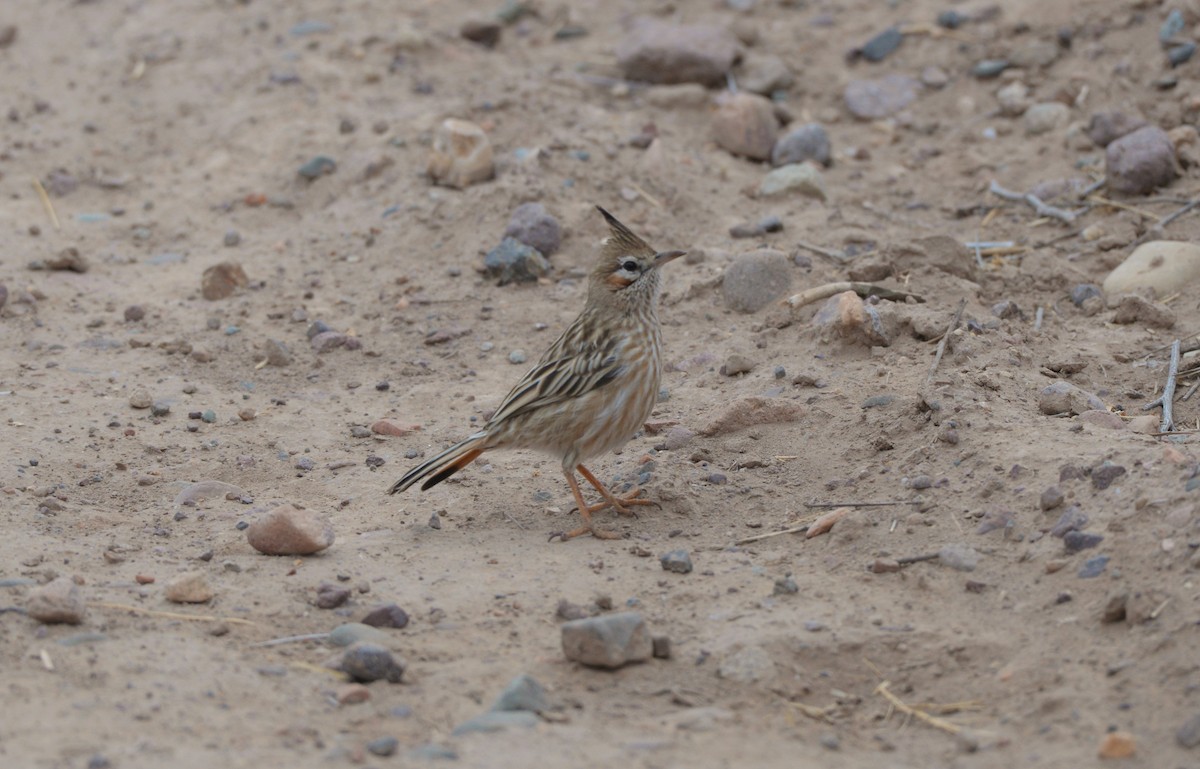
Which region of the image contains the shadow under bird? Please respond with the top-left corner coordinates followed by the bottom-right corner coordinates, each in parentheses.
top-left (388, 206), bottom-right (685, 540)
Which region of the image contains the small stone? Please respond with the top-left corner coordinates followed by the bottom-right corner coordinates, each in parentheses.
top-left (712, 91), bottom-right (778, 161)
top-left (662, 426), bottom-right (694, 451)
top-left (920, 65), bottom-right (949, 89)
top-left (428, 511), bottom-right (442, 530)
top-left (1038, 381), bottom-right (1105, 416)
top-left (660, 549), bottom-right (693, 574)
top-left (427, 118), bottom-right (494, 189)
top-left (737, 52), bottom-right (793, 95)
top-left (937, 10), bottom-right (967, 28)
top-left (316, 582), bottom-right (351, 609)
top-left (652, 635), bottom-right (671, 659)
top-left (201, 262), bottom-right (249, 300)
top-left (37, 247), bottom-right (89, 273)
top-left (972, 59), bottom-right (1010, 78)
top-left (26, 576), bottom-right (86, 624)
top-left (361, 603), bottom-right (410, 629)
top-left (615, 18), bottom-right (740, 87)
top-left (858, 26), bottom-right (902, 62)
top-left (150, 400), bottom-right (170, 418)
top-left (365, 736), bottom-right (399, 757)
top-left (460, 19), bottom-right (501, 48)
top-left (223, 230), bottom-right (241, 247)
top-left (246, 504), bottom-right (335, 555)
top-left (1024, 102), bottom-right (1070, 136)
top-left (938, 543), bottom-right (979, 572)
top-left (297, 155), bottom-right (336, 180)
top-left (342, 642), bottom-right (405, 683)
top-left (1106, 125), bottom-right (1178, 196)
top-left (124, 304), bottom-right (145, 322)
top-left (1063, 531), bottom-right (1104, 553)
top-left (758, 162), bottom-right (826, 200)
top-left (1103, 593), bottom-right (1128, 623)
top-left (1112, 294), bottom-right (1175, 329)
top-left (717, 644), bottom-right (775, 683)
top-left (1040, 486), bottom-right (1064, 511)
top-left (371, 419), bottom-right (419, 437)
top-left (996, 81), bottom-right (1031, 116)
top-left (129, 388), bottom-right (153, 409)
top-left (819, 733), bottom-right (841, 751)
top-left (1127, 415), bottom-right (1159, 435)
top-left (1078, 555), bottom-right (1109, 578)
top-left (771, 123), bottom-right (831, 168)
top-left (729, 215), bottom-right (783, 238)
top-left (1169, 42), bottom-right (1196, 68)
top-left (722, 249), bottom-right (792, 313)
top-left (164, 571), bottom-right (214, 604)
top-left (262, 339), bottom-right (292, 367)
top-left (721, 353), bottom-right (756, 376)
top-left (1091, 463), bottom-right (1126, 490)
top-left (337, 683), bottom-right (371, 705)
top-left (329, 623), bottom-right (394, 647)
top-left (773, 575), bottom-right (799, 595)
top-left (1177, 713), bottom-right (1200, 748)
top-left (1069, 284), bottom-right (1103, 306)
top-left (504, 203), bottom-right (561, 257)
top-left (871, 558), bottom-right (901, 574)
top-left (1162, 8), bottom-right (1186, 42)
top-left (485, 237), bottom-right (550, 285)
top-left (1098, 731), bottom-right (1136, 759)
top-left (1104, 241), bottom-right (1200, 296)
top-left (561, 612), bottom-right (653, 669)
top-left (1087, 111), bottom-right (1148, 148)
top-left (844, 75), bottom-right (919, 120)
top-left (507, 349), bottom-right (527, 365)
top-left (491, 673), bottom-right (548, 713)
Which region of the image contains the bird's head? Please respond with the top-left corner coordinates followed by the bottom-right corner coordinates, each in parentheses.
top-left (589, 206), bottom-right (685, 304)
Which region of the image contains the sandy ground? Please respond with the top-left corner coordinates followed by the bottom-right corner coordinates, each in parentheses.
top-left (3, 0), bottom-right (1200, 767)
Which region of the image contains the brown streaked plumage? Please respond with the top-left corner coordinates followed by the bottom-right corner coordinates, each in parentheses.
top-left (388, 206), bottom-right (685, 540)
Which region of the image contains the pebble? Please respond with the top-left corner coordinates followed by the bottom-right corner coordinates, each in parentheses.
top-left (920, 65), bottom-right (949, 89)
top-left (773, 575), bottom-right (799, 595)
top-left (858, 26), bottom-right (902, 62)
top-left (342, 642), bottom-right (405, 683)
top-left (246, 504), bottom-right (335, 555)
top-left (1078, 555), bottom-right (1109, 578)
top-left (972, 59), bottom-right (1010, 78)
top-left (1091, 463), bottom-right (1127, 490)
top-left (129, 388), bottom-right (153, 409)
top-left (361, 603), bottom-right (410, 629)
top-left (460, 19), bottom-right (501, 48)
top-left (771, 123), bottom-right (831, 168)
top-left (1079, 410), bottom-right (1125, 430)
top-left (26, 576), bottom-right (87, 625)
top-left (1177, 713), bottom-right (1200, 748)
top-left (937, 544), bottom-right (979, 572)
top-left (721, 353), bottom-right (756, 376)
top-left (316, 582), bottom-right (351, 609)
top-left (452, 711), bottom-right (539, 735)
top-left (1106, 125), bottom-right (1177, 196)
top-left (1098, 731), bottom-right (1136, 759)
top-left (427, 118), bottom-right (494, 189)
top-left (729, 215), bottom-right (783, 239)
top-left (491, 673), bottom-right (548, 713)
top-left (1063, 531), bottom-right (1104, 553)
top-left (662, 426), bottom-right (694, 451)
top-left (484, 237), bottom-right (550, 285)
top-left (1161, 8), bottom-right (1186, 42)
top-left (504, 202), bottom-right (561, 257)
top-left (1128, 415), bottom-right (1159, 435)
top-left (1049, 506), bottom-right (1088, 538)
top-left (201, 261), bottom-right (249, 300)
top-left (1010, 39), bottom-right (1060, 70)
top-left (812, 291), bottom-right (890, 347)
top-left (758, 162), bottom-right (827, 200)
top-left (721, 249), bottom-right (792, 313)
top-left (561, 612), bottom-right (653, 669)
top-left (297, 156), bottom-right (336, 181)
top-left (652, 635), bottom-right (672, 658)
top-left (150, 400), bottom-right (170, 417)
top-left (371, 419), bottom-right (419, 437)
top-left (615, 18), bottom-right (740, 86)
top-left (124, 304), bottom-right (145, 322)
top-left (1087, 111), bottom-right (1147, 148)
top-left (712, 91), bottom-right (778, 161)
top-left (1069, 284), bottom-right (1103, 307)
top-left (937, 10), bottom-right (967, 29)
top-left (844, 75), bottom-right (919, 120)
top-left (223, 230), bottom-right (241, 247)
top-left (337, 683), bottom-right (371, 705)
top-left (310, 331), bottom-right (349, 353)
top-left (1112, 294), bottom-right (1175, 329)
top-left (737, 52), bottom-right (793, 95)
top-left (1040, 486), bottom-right (1064, 511)
top-left (1103, 241), bottom-right (1200, 296)
top-left (660, 549), bottom-right (693, 574)
top-left (507, 349), bottom-right (527, 365)
top-left (1037, 381), bottom-right (1105, 416)
top-left (1024, 102), bottom-right (1070, 136)
top-left (329, 622), bottom-right (393, 647)
top-left (35, 246), bottom-right (89, 272)
top-left (995, 82), bottom-right (1030, 116)
top-left (699, 396), bottom-right (805, 436)
top-left (365, 736), bottom-right (399, 757)
top-left (1169, 42), bottom-right (1196, 67)
top-left (164, 571), bottom-right (214, 604)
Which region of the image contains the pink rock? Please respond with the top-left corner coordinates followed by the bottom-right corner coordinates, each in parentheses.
top-left (371, 419), bottom-right (420, 437)
top-left (247, 504), bottom-right (335, 556)
top-left (712, 92), bottom-right (778, 161)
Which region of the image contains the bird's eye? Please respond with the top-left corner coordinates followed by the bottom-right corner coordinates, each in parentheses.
top-left (621, 260), bottom-right (638, 272)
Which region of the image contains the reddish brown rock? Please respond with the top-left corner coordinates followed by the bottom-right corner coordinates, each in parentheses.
top-left (202, 262), bottom-right (249, 300)
top-left (371, 419), bottom-right (420, 437)
top-left (246, 504), bottom-right (335, 556)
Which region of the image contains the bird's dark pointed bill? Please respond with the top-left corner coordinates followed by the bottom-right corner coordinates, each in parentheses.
top-left (653, 250), bottom-right (686, 267)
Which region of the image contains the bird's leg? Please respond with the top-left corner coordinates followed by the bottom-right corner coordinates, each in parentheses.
top-left (548, 469), bottom-right (622, 542)
top-left (576, 464), bottom-right (660, 518)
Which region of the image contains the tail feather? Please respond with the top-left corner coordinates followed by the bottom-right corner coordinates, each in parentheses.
top-left (388, 433), bottom-right (487, 495)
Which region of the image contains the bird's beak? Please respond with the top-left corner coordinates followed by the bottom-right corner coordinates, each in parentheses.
top-left (652, 250), bottom-right (686, 268)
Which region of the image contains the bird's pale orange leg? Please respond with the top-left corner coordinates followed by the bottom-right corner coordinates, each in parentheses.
top-left (576, 464), bottom-right (659, 517)
top-left (548, 470), bottom-right (622, 541)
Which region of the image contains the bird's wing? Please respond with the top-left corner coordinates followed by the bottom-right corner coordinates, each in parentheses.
top-left (486, 333), bottom-right (623, 425)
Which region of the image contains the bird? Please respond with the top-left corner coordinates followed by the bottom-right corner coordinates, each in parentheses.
top-left (388, 206), bottom-right (685, 541)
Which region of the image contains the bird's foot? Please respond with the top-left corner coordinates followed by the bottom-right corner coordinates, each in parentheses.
top-left (571, 488), bottom-right (660, 518)
top-left (548, 524), bottom-right (623, 542)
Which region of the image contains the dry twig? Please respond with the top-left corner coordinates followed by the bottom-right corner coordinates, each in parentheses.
top-left (988, 180), bottom-right (1081, 225)
top-left (32, 177), bottom-right (61, 231)
top-left (783, 282), bottom-right (924, 310)
top-left (734, 524), bottom-right (810, 546)
top-left (874, 681), bottom-right (965, 734)
top-left (1142, 340), bottom-right (1181, 433)
top-left (925, 298), bottom-right (967, 385)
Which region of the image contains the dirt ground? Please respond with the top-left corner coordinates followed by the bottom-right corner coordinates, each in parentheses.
top-left (3, 0), bottom-right (1200, 767)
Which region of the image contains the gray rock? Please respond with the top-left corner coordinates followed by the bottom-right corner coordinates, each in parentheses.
top-left (366, 736), bottom-right (399, 757)
top-left (1078, 555), bottom-right (1109, 578)
top-left (773, 576), bottom-right (799, 595)
top-left (329, 622), bottom-right (394, 647)
top-left (561, 612), bottom-right (653, 669)
top-left (1162, 9), bottom-right (1186, 42)
top-left (1040, 486), bottom-right (1064, 511)
top-left (1177, 713), bottom-right (1200, 749)
top-left (310, 331), bottom-right (349, 353)
top-left (1169, 42), bottom-right (1196, 68)
top-left (712, 91), bottom-right (778, 161)
top-left (150, 400), bottom-right (171, 417)
top-left (844, 75), bottom-right (919, 119)
top-left (1091, 463), bottom-right (1127, 490)
top-left (263, 339), bottom-right (292, 367)
top-left (342, 642), bottom-right (405, 683)
top-left (1063, 531), bottom-right (1104, 553)
top-left (616, 18), bottom-right (741, 86)
top-left (722, 249), bottom-right (792, 313)
top-left (129, 388), bottom-right (152, 409)
top-left (298, 156), bottom-right (336, 180)
top-left (361, 603), bottom-right (409, 629)
top-left (26, 576), bottom-right (86, 625)
top-left (758, 162), bottom-right (826, 200)
top-left (1106, 125), bottom-right (1177, 196)
top-left (1024, 102), bottom-right (1070, 136)
top-left (729, 215), bottom-right (783, 238)
top-left (1037, 381), bottom-right (1105, 416)
top-left (859, 26), bottom-right (902, 62)
top-left (490, 674), bottom-right (548, 713)
top-left (1087, 111), bottom-right (1147, 147)
top-left (1048, 506), bottom-right (1088, 538)
top-left (1009, 39), bottom-right (1060, 70)
top-left (484, 238), bottom-right (550, 286)
top-left (504, 203), bottom-right (561, 257)
top-left (972, 59), bottom-right (1010, 78)
top-left (316, 582), bottom-right (351, 609)
top-left (937, 544), bottom-right (979, 572)
top-left (662, 426), bottom-right (694, 451)
top-left (737, 52), bottom-right (793, 95)
top-left (771, 123), bottom-right (831, 168)
top-left (660, 549), bottom-right (693, 574)
top-left (507, 349), bottom-right (527, 365)
top-left (1069, 284), bottom-right (1102, 307)
top-left (452, 711), bottom-right (539, 736)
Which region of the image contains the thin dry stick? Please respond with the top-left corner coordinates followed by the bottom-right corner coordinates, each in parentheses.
top-left (874, 681), bottom-right (964, 735)
top-left (1142, 340), bottom-right (1181, 433)
top-left (783, 282), bottom-right (925, 310)
top-left (1077, 178), bottom-right (1106, 198)
top-left (735, 524), bottom-right (810, 546)
top-left (1087, 195), bottom-right (1161, 220)
top-left (988, 180), bottom-right (1080, 224)
top-left (896, 552), bottom-right (940, 565)
top-left (793, 239), bottom-right (847, 262)
top-left (1159, 198), bottom-right (1200, 228)
top-left (925, 298), bottom-right (967, 385)
top-left (94, 601), bottom-right (257, 626)
top-left (1034, 306), bottom-right (1044, 331)
top-left (1183, 379), bottom-right (1200, 402)
top-left (32, 177), bottom-right (62, 231)
top-left (804, 501), bottom-right (919, 509)
top-left (786, 701), bottom-right (836, 723)
top-left (250, 632), bottom-right (330, 648)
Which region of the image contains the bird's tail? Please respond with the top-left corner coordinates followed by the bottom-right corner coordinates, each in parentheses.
top-left (387, 432), bottom-right (488, 495)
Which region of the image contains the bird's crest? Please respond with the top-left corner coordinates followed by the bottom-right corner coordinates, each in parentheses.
top-left (596, 206), bottom-right (654, 256)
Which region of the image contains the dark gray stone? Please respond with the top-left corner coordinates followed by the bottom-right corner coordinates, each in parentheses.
top-left (771, 123), bottom-right (831, 168)
top-left (1063, 530), bottom-right (1103, 553)
top-left (341, 642), bottom-right (405, 683)
top-left (1091, 463), bottom-right (1127, 490)
top-left (366, 736), bottom-right (399, 757)
top-left (298, 155), bottom-right (336, 180)
top-left (859, 27), bottom-right (902, 62)
top-left (660, 549), bottom-right (693, 574)
top-left (362, 603), bottom-right (409, 629)
top-left (972, 59), bottom-right (1010, 78)
top-left (484, 238), bottom-right (550, 286)
top-left (490, 674), bottom-right (548, 713)
top-left (504, 203), bottom-right (562, 257)
top-left (1177, 713), bottom-right (1200, 748)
